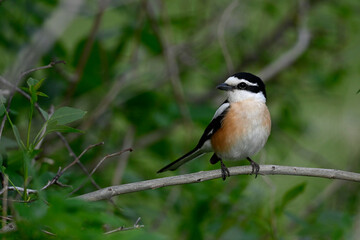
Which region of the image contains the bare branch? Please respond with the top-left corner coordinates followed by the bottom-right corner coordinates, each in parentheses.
top-left (62, 142), bottom-right (105, 174)
top-left (90, 148), bottom-right (133, 176)
top-left (217, 0), bottom-right (239, 74)
top-left (20, 60), bottom-right (66, 80)
top-left (0, 222), bottom-right (16, 233)
top-left (76, 165), bottom-right (360, 202)
top-left (41, 229), bottom-right (56, 236)
top-left (65, 0), bottom-right (109, 100)
top-left (4, 0), bottom-right (84, 86)
top-left (35, 106), bottom-right (55, 150)
top-left (258, 0), bottom-right (311, 81)
top-left (2, 176), bottom-right (8, 228)
top-left (0, 186), bottom-right (38, 195)
top-left (145, 1), bottom-right (192, 124)
top-left (112, 128), bottom-right (135, 185)
top-left (104, 217), bottom-right (144, 235)
top-left (258, 27), bottom-right (310, 81)
top-left (41, 142), bottom-right (104, 190)
top-left (0, 60), bottom-right (63, 141)
top-left (0, 76), bottom-right (119, 207)
top-left (69, 148), bottom-right (133, 195)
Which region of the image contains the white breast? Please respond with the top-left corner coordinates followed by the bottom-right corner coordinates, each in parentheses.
top-left (217, 101), bottom-right (271, 160)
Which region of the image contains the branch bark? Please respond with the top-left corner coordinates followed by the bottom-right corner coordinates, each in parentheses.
top-left (76, 165), bottom-right (360, 201)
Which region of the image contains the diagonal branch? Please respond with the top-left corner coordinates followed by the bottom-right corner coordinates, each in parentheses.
top-left (41, 142), bottom-right (104, 190)
top-left (69, 148), bottom-right (133, 195)
top-left (217, 0), bottom-right (239, 74)
top-left (258, 0), bottom-right (311, 81)
top-left (76, 165), bottom-right (360, 202)
top-left (20, 60), bottom-right (66, 80)
top-left (104, 217), bottom-right (144, 234)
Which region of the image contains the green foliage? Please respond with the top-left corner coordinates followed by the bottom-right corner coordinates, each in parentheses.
top-left (4, 191), bottom-right (129, 240)
top-left (1, 0), bottom-right (360, 239)
top-left (1, 78), bottom-right (86, 201)
top-left (276, 182), bottom-right (307, 214)
top-left (48, 107), bottom-right (86, 125)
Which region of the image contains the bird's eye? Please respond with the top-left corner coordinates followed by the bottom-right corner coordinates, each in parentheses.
top-left (237, 82), bottom-right (247, 89)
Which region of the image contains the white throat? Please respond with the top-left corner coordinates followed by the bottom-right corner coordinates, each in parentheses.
top-left (227, 90), bottom-right (266, 103)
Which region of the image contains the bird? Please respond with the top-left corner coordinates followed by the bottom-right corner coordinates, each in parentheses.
top-left (157, 72), bottom-right (271, 180)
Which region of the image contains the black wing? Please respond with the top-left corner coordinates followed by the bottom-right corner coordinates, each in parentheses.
top-left (195, 100), bottom-right (230, 149)
top-left (157, 100), bottom-right (230, 173)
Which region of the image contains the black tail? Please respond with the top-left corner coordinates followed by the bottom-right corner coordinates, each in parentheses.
top-left (157, 148), bottom-right (204, 173)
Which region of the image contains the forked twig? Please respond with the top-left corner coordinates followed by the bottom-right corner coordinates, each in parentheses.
top-left (104, 217), bottom-right (144, 235)
top-left (41, 142), bottom-right (104, 190)
top-left (20, 60), bottom-right (66, 79)
top-left (69, 148), bottom-right (133, 195)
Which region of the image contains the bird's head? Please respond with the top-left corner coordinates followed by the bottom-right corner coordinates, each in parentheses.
top-left (217, 72), bottom-right (266, 103)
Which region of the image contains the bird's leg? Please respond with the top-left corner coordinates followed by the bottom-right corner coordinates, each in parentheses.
top-left (210, 153), bottom-right (221, 164)
top-left (219, 159), bottom-right (230, 181)
top-left (247, 157), bottom-right (260, 178)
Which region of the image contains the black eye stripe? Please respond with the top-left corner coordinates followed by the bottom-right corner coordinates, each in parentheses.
top-left (246, 85), bottom-right (261, 93)
top-left (236, 83), bottom-right (261, 93)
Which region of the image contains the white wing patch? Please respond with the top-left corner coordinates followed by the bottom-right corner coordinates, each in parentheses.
top-left (212, 102), bottom-right (230, 119)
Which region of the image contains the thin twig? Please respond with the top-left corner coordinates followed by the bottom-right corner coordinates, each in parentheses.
top-left (35, 106), bottom-right (55, 150)
top-left (0, 77), bottom-right (119, 208)
top-left (54, 132), bottom-right (104, 190)
top-left (80, 9), bottom-right (144, 131)
top-left (145, 1), bottom-right (192, 124)
top-left (62, 142), bottom-right (105, 174)
top-left (258, 0), bottom-right (310, 81)
top-left (0, 59), bottom-right (64, 141)
top-left (217, 0), bottom-right (239, 74)
top-left (2, 176), bottom-right (8, 228)
top-left (0, 216), bottom-right (12, 222)
top-left (20, 60), bottom-right (66, 80)
top-left (76, 165), bottom-right (360, 202)
top-left (41, 142), bottom-right (104, 190)
top-left (104, 217), bottom-right (144, 235)
top-left (65, 0), bottom-right (109, 100)
top-left (41, 229), bottom-right (56, 236)
top-left (3, 0), bottom-right (83, 86)
top-left (90, 148), bottom-right (133, 176)
top-left (0, 222), bottom-right (16, 233)
top-left (0, 186), bottom-right (38, 195)
top-left (69, 148), bottom-right (133, 195)
top-left (112, 128), bottom-right (135, 185)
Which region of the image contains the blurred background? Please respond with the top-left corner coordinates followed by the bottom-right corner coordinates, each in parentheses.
top-left (1, 0), bottom-right (360, 239)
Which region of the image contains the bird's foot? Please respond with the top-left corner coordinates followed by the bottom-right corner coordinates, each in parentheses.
top-left (247, 157), bottom-right (260, 178)
top-left (220, 159), bottom-right (230, 181)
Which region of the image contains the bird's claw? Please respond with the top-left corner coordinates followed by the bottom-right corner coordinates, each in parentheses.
top-left (220, 160), bottom-right (230, 181)
top-left (247, 157), bottom-right (260, 178)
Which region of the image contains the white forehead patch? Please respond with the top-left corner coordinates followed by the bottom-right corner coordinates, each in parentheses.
top-left (224, 77), bottom-right (258, 87)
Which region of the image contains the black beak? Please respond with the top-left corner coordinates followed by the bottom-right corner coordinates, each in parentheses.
top-left (216, 83), bottom-right (233, 91)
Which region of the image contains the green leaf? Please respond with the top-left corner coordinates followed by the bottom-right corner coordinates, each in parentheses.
top-left (30, 91), bottom-right (38, 104)
top-left (276, 182), bottom-right (307, 214)
top-left (34, 78), bottom-right (46, 91)
top-left (12, 125), bottom-right (25, 150)
top-left (46, 122), bottom-right (84, 134)
top-left (20, 87), bottom-right (30, 93)
top-left (48, 107), bottom-right (86, 125)
top-left (38, 107), bottom-right (49, 120)
top-left (27, 77), bottom-right (39, 87)
top-left (36, 91), bottom-right (49, 98)
top-left (357, 89), bottom-right (360, 94)
top-left (0, 101), bottom-right (5, 117)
